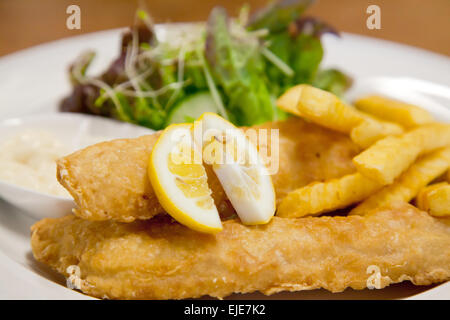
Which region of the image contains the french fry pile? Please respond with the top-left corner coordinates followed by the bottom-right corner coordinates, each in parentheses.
top-left (277, 84), bottom-right (450, 218)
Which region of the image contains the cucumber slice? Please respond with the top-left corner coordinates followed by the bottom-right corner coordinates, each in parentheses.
top-left (166, 92), bottom-right (221, 125)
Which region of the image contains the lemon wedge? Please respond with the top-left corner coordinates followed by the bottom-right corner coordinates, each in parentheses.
top-left (195, 113), bottom-right (276, 225)
top-left (148, 123), bottom-right (222, 233)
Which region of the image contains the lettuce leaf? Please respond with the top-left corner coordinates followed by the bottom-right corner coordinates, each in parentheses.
top-left (247, 0), bottom-right (314, 32)
top-left (313, 68), bottom-right (352, 97)
top-left (205, 7), bottom-right (274, 126)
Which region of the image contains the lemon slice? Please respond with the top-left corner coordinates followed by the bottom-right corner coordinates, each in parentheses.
top-left (195, 113), bottom-right (276, 225)
top-left (148, 123), bottom-right (222, 233)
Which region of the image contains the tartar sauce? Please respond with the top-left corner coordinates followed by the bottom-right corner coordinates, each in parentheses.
top-left (0, 131), bottom-right (71, 197)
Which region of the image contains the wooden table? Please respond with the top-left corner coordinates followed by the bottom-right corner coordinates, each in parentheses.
top-left (0, 0), bottom-right (449, 56)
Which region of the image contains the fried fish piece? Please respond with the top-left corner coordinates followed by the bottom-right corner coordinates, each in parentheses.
top-left (57, 118), bottom-right (359, 222)
top-left (31, 203), bottom-right (450, 300)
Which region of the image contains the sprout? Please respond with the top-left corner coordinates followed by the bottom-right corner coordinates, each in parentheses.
top-left (260, 46), bottom-right (294, 77)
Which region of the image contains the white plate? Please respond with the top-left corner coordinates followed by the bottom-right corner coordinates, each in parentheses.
top-left (0, 24), bottom-right (449, 300)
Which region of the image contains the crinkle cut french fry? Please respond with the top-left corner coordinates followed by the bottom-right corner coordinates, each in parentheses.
top-left (350, 117), bottom-right (403, 149)
top-left (416, 182), bottom-right (450, 217)
top-left (277, 85), bottom-right (403, 147)
top-left (277, 173), bottom-right (382, 218)
top-left (350, 148), bottom-right (450, 216)
top-left (276, 85), bottom-right (302, 117)
top-left (353, 124), bottom-right (450, 185)
top-left (355, 95), bottom-right (434, 128)
top-left (353, 135), bottom-right (421, 185)
top-left (413, 124), bottom-right (450, 154)
top-left (277, 85), bottom-right (363, 133)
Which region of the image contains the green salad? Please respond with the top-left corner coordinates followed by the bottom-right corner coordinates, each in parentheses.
top-left (60, 0), bottom-right (350, 129)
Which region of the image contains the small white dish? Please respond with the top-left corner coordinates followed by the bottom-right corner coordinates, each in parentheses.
top-left (0, 180), bottom-right (74, 220)
top-left (0, 113), bottom-right (153, 219)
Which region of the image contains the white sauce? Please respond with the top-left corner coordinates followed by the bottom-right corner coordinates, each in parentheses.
top-left (0, 131), bottom-right (72, 197)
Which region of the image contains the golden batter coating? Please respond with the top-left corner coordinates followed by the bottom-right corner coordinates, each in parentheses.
top-left (57, 118), bottom-right (359, 222)
top-left (31, 203), bottom-right (450, 300)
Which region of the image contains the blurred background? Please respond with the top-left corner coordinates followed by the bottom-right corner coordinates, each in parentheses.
top-left (0, 0), bottom-right (449, 56)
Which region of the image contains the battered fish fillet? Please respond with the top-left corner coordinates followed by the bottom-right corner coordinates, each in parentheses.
top-left (57, 118), bottom-right (359, 222)
top-left (31, 203), bottom-right (450, 300)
